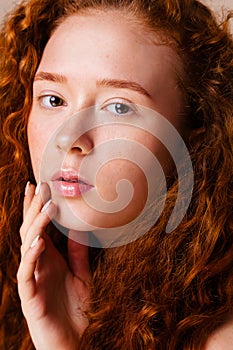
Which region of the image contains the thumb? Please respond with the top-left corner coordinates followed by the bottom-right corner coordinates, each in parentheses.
top-left (67, 230), bottom-right (90, 284)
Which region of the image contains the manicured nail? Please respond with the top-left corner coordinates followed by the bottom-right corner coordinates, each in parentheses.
top-left (41, 199), bottom-right (52, 213)
top-left (24, 181), bottom-right (30, 196)
top-left (35, 181), bottom-right (41, 195)
top-left (30, 235), bottom-right (40, 248)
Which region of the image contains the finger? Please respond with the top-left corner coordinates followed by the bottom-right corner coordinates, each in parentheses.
top-left (21, 200), bottom-right (57, 257)
top-left (21, 182), bottom-right (35, 243)
top-left (23, 182), bottom-right (35, 219)
top-left (68, 230), bottom-right (90, 284)
top-left (23, 182), bottom-right (51, 229)
top-left (20, 182), bottom-right (51, 244)
top-left (17, 235), bottom-right (45, 302)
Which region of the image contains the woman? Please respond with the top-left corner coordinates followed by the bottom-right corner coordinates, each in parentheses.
top-left (0, 0), bottom-right (232, 349)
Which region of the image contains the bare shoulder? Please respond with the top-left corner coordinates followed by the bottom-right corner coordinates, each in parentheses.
top-left (204, 317), bottom-right (233, 350)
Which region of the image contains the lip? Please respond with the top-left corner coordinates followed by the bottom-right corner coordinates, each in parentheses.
top-left (51, 169), bottom-right (94, 197)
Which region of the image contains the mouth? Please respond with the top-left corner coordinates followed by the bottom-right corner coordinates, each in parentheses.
top-left (51, 169), bottom-right (94, 197)
top-left (56, 176), bottom-right (87, 184)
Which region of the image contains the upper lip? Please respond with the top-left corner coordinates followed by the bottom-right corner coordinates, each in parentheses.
top-left (51, 169), bottom-right (93, 186)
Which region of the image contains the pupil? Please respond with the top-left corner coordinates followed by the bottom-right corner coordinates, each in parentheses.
top-left (115, 103), bottom-right (129, 114)
top-left (50, 96), bottom-right (62, 107)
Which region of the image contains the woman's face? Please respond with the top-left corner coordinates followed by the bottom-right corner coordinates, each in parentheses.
top-left (28, 10), bottom-right (187, 234)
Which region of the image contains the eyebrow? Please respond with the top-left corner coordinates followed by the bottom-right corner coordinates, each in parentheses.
top-left (96, 78), bottom-right (151, 98)
top-left (34, 72), bottom-right (67, 83)
top-left (34, 72), bottom-right (151, 98)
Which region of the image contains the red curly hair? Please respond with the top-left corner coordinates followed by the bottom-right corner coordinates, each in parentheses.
top-left (0, 0), bottom-right (232, 349)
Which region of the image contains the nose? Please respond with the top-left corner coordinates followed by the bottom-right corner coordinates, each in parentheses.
top-left (56, 132), bottom-right (93, 155)
top-left (55, 115), bottom-right (94, 155)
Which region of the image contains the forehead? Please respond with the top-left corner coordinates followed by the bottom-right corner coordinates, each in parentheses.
top-left (52, 9), bottom-right (157, 46)
top-left (39, 10), bottom-right (182, 81)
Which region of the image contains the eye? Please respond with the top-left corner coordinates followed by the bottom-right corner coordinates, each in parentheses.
top-left (104, 102), bottom-right (134, 116)
top-left (39, 95), bottom-right (66, 108)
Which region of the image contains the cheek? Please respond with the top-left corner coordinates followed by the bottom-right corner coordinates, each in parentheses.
top-left (27, 117), bottom-right (54, 182)
top-left (55, 158), bottom-right (149, 230)
top-left (72, 159), bottom-right (148, 228)
top-left (96, 159), bottom-right (148, 205)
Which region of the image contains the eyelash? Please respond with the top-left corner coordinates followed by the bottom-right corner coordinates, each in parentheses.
top-left (37, 94), bottom-right (137, 116)
top-left (103, 101), bottom-right (136, 116)
top-left (38, 95), bottom-right (66, 109)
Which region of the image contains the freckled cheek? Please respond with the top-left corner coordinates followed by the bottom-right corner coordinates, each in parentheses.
top-left (27, 118), bottom-right (55, 181)
top-left (95, 159), bottom-right (148, 214)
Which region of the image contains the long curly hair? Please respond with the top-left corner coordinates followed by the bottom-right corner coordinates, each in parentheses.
top-left (0, 0), bottom-right (232, 349)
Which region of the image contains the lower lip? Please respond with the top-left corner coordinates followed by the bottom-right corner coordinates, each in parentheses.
top-left (52, 181), bottom-right (93, 197)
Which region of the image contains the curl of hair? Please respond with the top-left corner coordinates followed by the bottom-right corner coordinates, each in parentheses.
top-left (0, 0), bottom-right (232, 349)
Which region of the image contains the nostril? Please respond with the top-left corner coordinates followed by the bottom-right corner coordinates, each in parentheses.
top-left (72, 146), bottom-right (83, 153)
top-left (55, 133), bottom-right (72, 153)
top-left (71, 135), bottom-right (94, 155)
top-left (55, 131), bottom-right (93, 155)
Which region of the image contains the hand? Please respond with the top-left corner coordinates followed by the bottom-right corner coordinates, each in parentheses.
top-left (17, 182), bottom-right (90, 350)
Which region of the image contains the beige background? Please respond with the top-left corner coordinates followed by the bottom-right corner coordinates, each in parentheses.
top-left (0, 0), bottom-right (233, 23)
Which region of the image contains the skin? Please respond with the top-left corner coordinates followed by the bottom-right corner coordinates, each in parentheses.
top-left (27, 10), bottom-right (186, 233)
top-left (204, 317), bottom-right (233, 350)
top-left (18, 183), bottom-right (90, 349)
top-left (17, 9), bottom-right (232, 350)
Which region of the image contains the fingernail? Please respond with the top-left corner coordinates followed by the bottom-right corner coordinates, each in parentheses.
top-left (35, 181), bottom-right (41, 195)
top-left (41, 199), bottom-right (52, 213)
top-left (30, 235), bottom-right (40, 248)
top-left (25, 181), bottom-right (30, 196)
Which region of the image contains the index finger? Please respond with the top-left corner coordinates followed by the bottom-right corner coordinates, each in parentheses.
top-left (23, 182), bottom-right (35, 219)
